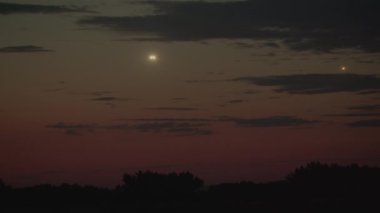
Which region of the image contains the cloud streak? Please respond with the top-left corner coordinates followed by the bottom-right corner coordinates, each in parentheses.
top-left (0, 2), bottom-right (90, 14)
top-left (348, 119), bottom-right (380, 127)
top-left (0, 45), bottom-right (53, 53)
top-left (47, 120), bottom-right (212, 136)
top-left (348, 104), bottom-right (380, 111)
top-left (232, 74), bottom-right (380, 94)
top-left (78, 0), bottom-right (380, 52)
top-left (145, 107), bottom-right (199, 111)
top-left (219, 116), bottom-right (319, 127)
top-left (134, 122), bottom-right (212, 136)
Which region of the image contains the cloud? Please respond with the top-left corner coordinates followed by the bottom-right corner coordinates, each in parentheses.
top-left (357, 90), bottom-right (380, 95)
top-left (232, 74), bottom-right (380, 94)
top-left (325, 113), bottom-right (380, 117)
top-left (145, 107), bottom-right (199, 111)
top-left (90, 96), bottom-right (119, 101)
top-left (122, 118), bottom-right (213, 122)
top-left (78, 0), bottom-right (380, 52)
top-left (47, 121), bottom-right (212, 136)
top-left (325, 104), bottom-right (380, 117)
top-left (0, 45), bottom-right (53, 53)
top-left (134, 122), bottom-right (212, 136)
top-left (46, 122), bottom-right (99, 134)
top-left (89, 96), bottom-right (138, 104)
top-left (347, 119), bottom-right (380, 127)
top-left (47, 114), bottom-right (319, 136)
top-left (220, 116), bottom-right (319, 127)
top-left (0, 2), bottom-right (90, 14)
top-left (47, 122), bottom-right (130, 136)
top-left (348, 104), bottom-right (380, 111)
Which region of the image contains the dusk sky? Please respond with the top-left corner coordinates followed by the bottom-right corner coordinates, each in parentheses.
top-left (1, 0), bottom-right (380, 187)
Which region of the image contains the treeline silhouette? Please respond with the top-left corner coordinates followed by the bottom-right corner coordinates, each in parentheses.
top-left (1, 162), bottom-right (379, 213)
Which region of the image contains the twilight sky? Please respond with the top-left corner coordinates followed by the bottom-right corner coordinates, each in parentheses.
top-left (1, 0), bottom-right (380, 187)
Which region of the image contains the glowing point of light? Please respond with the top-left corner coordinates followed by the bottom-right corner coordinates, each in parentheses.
top-left (148, 54), bottom-right (158, 62)
top-left (340, 66), bottom-right (347, 71)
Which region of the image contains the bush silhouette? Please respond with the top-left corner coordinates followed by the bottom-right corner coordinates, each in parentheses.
top-left (0, 179), bottom-right (4, 189)
top-left (121, 171), bottom-right (203, 197)
top-left (286, 161), bottom-right (380, 195)
top-left (1, 163), bottom-right (379, 212)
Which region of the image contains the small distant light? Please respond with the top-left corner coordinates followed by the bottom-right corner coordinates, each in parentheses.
top-left (340, 66), bottom-right (347, 71)
top-left (148, 54), bottom-right (158, 62)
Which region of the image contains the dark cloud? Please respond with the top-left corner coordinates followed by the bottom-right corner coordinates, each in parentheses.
top-left (0, 45), bottom-right (53, 53)
top-left (123, 118), bottom-right (213, 122)
top-left (90, 96), bottom-right (137, 102)
top-left (47, 122), bottom-right (98, 136)
top-left (0, 2), bottom-right (90, 14)
top-left (47, 114), bottom-right (319, 136)
top-left (90, 96), bottom-right (118, 101)
top-left (325, 113), bottom-right (380, 117)
top-left (232, 74), bottom-right (380, 94)
top-left (356, 60), bottom-right (376, 64)
top-left (47, 121), bottom-right (211, 136)
top-left (232, 42), bottom-right (256, 49)
top-left (263, 42), bottom-right (280, 48)
top-left (78, 0), bottom-right (380, 52)
top-left (220, 116), bottom-right (318, 127)
top-left (134, 122), bottom-right (212, 136)
top-left (348, 104), bottom-right (380, 111)
top-left (145, 107), bottom-right (199, 111)
top-left (325, 104), bottom-right (380, 117)
top-left (357, 90), bottom-right (380, 95)
top-left (184, 79), bottom-right (220, 84)
top-left (47, 122), bottom-right (130, 136)
top-left (348, 119), bottom-right (380, 127)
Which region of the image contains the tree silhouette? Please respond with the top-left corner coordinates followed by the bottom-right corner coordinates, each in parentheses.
top-left (286, 161), bottom-right (380, 195)
top-left (1, 163), bottom-right (379, 212)
top-left (121, 171), bottom-right (203, 197)
top-left (0, 179), bottom-right (4, 189)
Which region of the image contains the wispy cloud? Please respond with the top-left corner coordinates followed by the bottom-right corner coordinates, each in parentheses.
top-left (0, 2), bottom-right (91, 14)
top-left (219, 116), bottom-right (319, 127)
top-left (134, 122), bottom-right (212, 136)
top-left (145, 107), bottom-right (199, 111)
top-left (47, 115), bottom-right (321, 136)
top-left (90, 96), bottom-right (119, 101)
top-left (348, 104), bottom-right (380, 111)
top-left (347, 119), bottom-right (380, 127)
top-left (325, 104), bottom-right (380, 117)
top-left (232, 74), bottom-right (380, 94)
top-left (325, 113), bottom-right (380, 117)
top-left (78, 0), bottom-right (380, 52)
top-left (0, 45), bottom-right (53, 53)
top-left (122, 118), bottom-right (213, 122)
top-left (47, 120), bottom-right (212, 136)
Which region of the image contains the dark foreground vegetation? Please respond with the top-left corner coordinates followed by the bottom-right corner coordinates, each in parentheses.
top-left (1, 162), bottom-right (380, 213)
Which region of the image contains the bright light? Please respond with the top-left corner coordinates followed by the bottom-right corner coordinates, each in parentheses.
top-left (340, 66), bottom-right (347, 72)
top-left (148, 54), bottom-right (158, 62)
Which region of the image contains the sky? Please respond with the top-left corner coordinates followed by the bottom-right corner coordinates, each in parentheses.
top-left (1, 0), bottom-right (380, 187)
